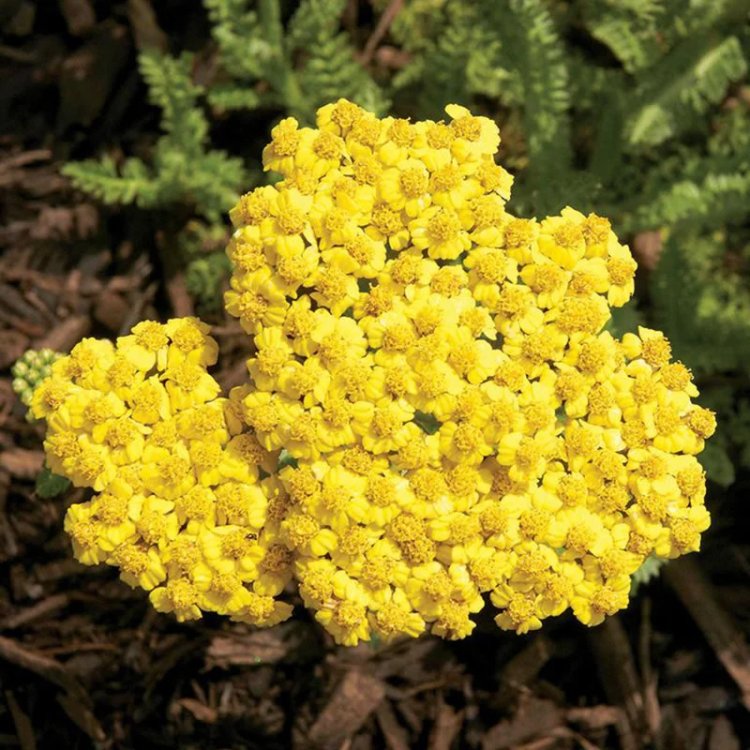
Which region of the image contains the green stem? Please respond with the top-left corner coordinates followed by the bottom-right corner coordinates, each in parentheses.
top-left (258, 0), bottom-right (307, 119)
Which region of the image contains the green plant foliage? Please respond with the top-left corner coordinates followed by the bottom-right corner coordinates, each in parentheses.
top-left (606, 300), bottom-right (644, 338)
top-left (581, 0), bottom-right (663, 74)
top-left (293, 6), bottom-right (387, 116)
top-left (63, 51), bottom-right (245, 221)
top-left (493, 0), bottom-right (573, 214)
top-left (650, 229), bottom-right (750, 373)
top-left (35, 467), bottom-right (71, 499)
top-left (630, 555), bottom-right (666, 594)
top-left (185, 251), bottom-right (232, 312)
top-left (204, 0), bottom-right (387, 121)
top-left (625, 36), bottom-right (747, 149)
top-left (180, 221), bottom-right (232, 312)
top-left (390, 2), bottom-right (515, 116)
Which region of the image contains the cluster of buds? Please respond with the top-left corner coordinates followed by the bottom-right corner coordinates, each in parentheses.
top-left (31, 100), bottom-right (715, 645)
top-left (12, 349), bottom-right (63, 418)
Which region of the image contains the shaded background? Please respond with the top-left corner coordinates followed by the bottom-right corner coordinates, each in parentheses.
top-left (1, 0), bottom-right (750, 747)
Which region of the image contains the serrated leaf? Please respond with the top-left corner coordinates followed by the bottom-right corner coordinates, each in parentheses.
top-left (625, 35), bottom-right (747, 149)
top-left (207, 85), bottom-right (264, 111)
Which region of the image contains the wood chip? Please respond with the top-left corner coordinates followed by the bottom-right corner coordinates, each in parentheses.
top-left (205, 627), bottom-right (300, 669)
top-left (427, 693), bottom-right (463, 750)
top-left (57, 21), bottom-right (130, 129)
top-left (126, 0), bottom-right (168, 51)
top-left (5, 690), bottom-right (36, 750)
top-left (665, 556), bottom-right (750, 711)
top-left (482, 695), bottom-right (563, 750)
top-left (34, 314), bottom-right (90, 352)
top-left (92, 289), bottom-right (131, 332)
top-left (57, 0), bottom-right (96, 36)
top-left (0, 282), bottom-right (47, 326)
top-left (0, 632), bottom-right (103, 744)
top-left (497, 634), bottom-right (553, 704)
top-left (156, 231), bottom-right (194, 318)
top-left (588, 616), bottom-right (644, 750)
top-left (0, 149), bottom-right (50, 176)
top-left (177, 697), bottom-right (218, 724)
top-left (57, 691), bottom-right (106, 742)
top-left (632, 230), bottom-right (663, 271)
top-left (708, 714), bottom-right (740, 750)
top-left (0, 329), bottom-right (29, 369)
top-left (309, 669), bottom-right (386, 750)
top-left (1, 448), bottom-right (44, 479)
top-left (566, 705), bottom-right (622, 730)
top-left (375, 701), bottom-right (409, 750)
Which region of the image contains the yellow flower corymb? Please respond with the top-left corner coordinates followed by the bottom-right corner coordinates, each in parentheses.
top-left (35, 319), bottom-right (291, 626)
top-left (35, 99), bottom-right (715, 645)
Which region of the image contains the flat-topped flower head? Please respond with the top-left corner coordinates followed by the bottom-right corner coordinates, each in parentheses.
top-left (217, 99), bottom-right (714, 643)
top-left (31, 100), bottom-right (714, 644)
top-left (34, 319), bottom-right (290, 626)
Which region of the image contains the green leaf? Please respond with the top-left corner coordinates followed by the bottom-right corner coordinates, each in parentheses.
top-left (413, 411), bottom-right (441, 435)
top-left (606, 301), bottom-right (644, 338)
top-left (207, 85), bottom-right (264, 112)
top-left (35, 467), bottom-right (71, 499)
top-left (625, 35), bottom-right (747, 149)
top-left (62, 157), bottom-right (156, 207)
top-left (698, 439), bottom-right (735, 487)
top-left (650, 230), bottom-right (750, 373)
top-left (486, 0), bottom-right (573, 214)
top-left (277, 449), bottom-right (299, 471)
top-left (204, 0), bottom-right (268, 80)
top-left (631, 555), bottom-right (666, 595)
top-left (624, 166), bottom-right (750, 232)
top-left (139, 50), bottom-right (208, 148)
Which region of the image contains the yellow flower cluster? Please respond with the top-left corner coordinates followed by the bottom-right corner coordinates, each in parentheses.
top-left (222, 99), bottom-right (715, 643)
top-left (32, 319), bottom-right (291, 626)
top-left (37, 100), bottom-right (715, 645)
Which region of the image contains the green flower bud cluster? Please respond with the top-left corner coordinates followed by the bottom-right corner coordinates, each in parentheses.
top-left (12, 349), bottom-right (63, 417)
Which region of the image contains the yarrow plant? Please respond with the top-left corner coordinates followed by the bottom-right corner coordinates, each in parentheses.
top-left (30, 100), bottom-right (716, 645)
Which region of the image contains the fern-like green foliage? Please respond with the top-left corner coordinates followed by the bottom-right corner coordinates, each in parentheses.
top-left (186, 253), bottom-right (232, 313)
top-left (291, 1), bottom-right (387, 116)
top-left (391, 2), bottom-right (514, 116)
top-left (581, 0), bottom-right (664, 74)
top-left (492, 0), bottom-right (573, 214)
top-left (63, 51), bottom-right (245, 221)
top-left (624, 35), bottom-right (747, 149)
top-left (180, 221), bottom-right (232, 312)
top-left (204, 0), bottom-right (387, 122)
top-left (651, 230), bottom-right (750, 374)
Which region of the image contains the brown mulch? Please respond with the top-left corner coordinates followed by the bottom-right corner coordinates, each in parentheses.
top-left (2, 3), bottom-right (750, 748)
